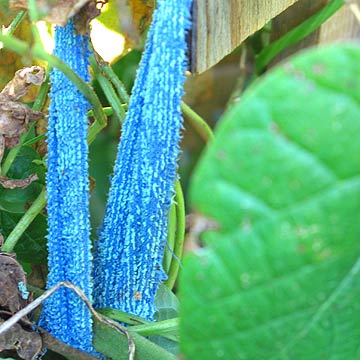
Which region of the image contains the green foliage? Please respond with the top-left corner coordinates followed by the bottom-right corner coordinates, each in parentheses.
top-left (94, 285), bottom-right (179, 360)
top-left (96, 285), bottom-right (179, 358)
top-left (0, 146), bottom-right (45, 213)
top-left (150, 285), bottom-right (179, 354)
top-left (94, 319), bottom-right (177, 360)
top-left (180, 44), bottom-right (360, 359)
top-left (256, 0), bottom-right (344, 71)
top-left (0, 212), bottom-right (47, 264)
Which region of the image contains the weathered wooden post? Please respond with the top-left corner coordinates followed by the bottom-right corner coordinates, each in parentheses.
top-left (191, 0), bottom-right (299, 73)
top-left (191, 0), bottom-right (360, 74)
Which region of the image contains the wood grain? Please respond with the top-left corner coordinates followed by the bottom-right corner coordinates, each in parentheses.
top-left (318, 1), bottom-right (360, 43)
top-left (191, 0), bottom-right (299, 73)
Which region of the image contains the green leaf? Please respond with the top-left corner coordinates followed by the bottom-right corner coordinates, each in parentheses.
top-left (98, 286), bottom-right (179, 354)
top-left (93, 317), bottom-right (177, 360)
top-left (256, 0), bottom-right (344, 72)
top-left (154, 284), bottom-right (179, 321)
top-left (150, 285), bottom-right (179, 354)
top-left (0, 212), bottom-right (47, 264)
top-left (0, 146), bottom-right (45, 213)
top-left (180, 44), bottom-right (360, 359)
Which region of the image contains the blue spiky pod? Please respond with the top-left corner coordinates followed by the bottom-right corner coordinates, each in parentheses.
top-left (40, 21), bottom-right (94, 352)
top-left (93, 0), bottom-right (192, 320)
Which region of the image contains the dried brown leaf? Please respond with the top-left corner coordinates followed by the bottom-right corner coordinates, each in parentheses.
top-left (116, 0), bottom-right (155, 46)
top-left (0, 66), bottom-right (44, 183)
top-left (0, 2), bottom-right (34, 99)
top-left (0, 96), bottom-right (43, 138)
top-left (0, 173), bottom-right (39, 190)
top-left (0, 254), bottom-right (42, 360)
top-left (129, 0), bottom-right (154, 33)
top-left (74, 0), bottom-right (102, 34)
top-left (10, 0), bottom-right (101, 27)
top-left (1, 66), bottom-right (45, 101)
top-left (0, 253), bottom-right (27, 313)
top-left (0, 66), bottom-right (45, 144)
top-left (0, 319), bottom-right (43, 360)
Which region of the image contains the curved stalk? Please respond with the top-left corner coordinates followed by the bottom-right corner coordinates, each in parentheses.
top-left (2, 187), bottom-right (46, 253)
top-left (163, 202), bottom-right (177, 275)
top-left (164, 180), bottom-right (186, 289)
top-left (182, 102), bottom-right (214, 142)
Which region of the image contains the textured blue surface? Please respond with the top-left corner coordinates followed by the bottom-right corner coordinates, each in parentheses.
top-left (40, 21), bottom-right (94, 352)
top-left (93, 0), bottom-right (192, 320)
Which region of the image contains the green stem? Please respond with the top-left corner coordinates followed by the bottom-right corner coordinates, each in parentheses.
top-left (2, 187), bottom-right (47, 253)
top-left (27, 0), bottom-right (43, 45)
top-left (90, 55), bottom-right (126, 124)
top-left (92, 49), bottom-right (130, 104)
top-left (256, 0), bottom-right (344, 72)
top-left (97, 308), bottom-right (179, 341)
top-left (87, 106), bottom-right (116, 118)
top-left (163, 202), bottom-right (177, 274)
top-left (1, 72), bottom-right (50, 176)
top-left (164, 180), bottom-right (186, 289)
top-left (181, 102), bottom-right (214, 142)
top-left (129, 318), bottom-right (179, 338)
top-left (100, 61), bottom-right (130, 105)
top-left (4, 11), bottom-right (27, 36)
top-left (22, 133), bottom-right (46, 146)
top-left (32, 71), bottom-right (51, 111)
top-left (0, 31), bottom-right (28, 54)
top-left (97, 308), bottom-right (150, 326)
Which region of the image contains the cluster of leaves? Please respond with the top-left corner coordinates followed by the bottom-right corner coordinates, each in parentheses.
top-left (0, 0), bottom-right (359, 359)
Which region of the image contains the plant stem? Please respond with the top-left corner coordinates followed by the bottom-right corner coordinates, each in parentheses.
top-left (97, 308), bottom-right (150, 326)
top-left (100, 61), bottom-right (130, 105)
top-left (87, 106), bottom-right (116, 118)
top-left (129, 318), bottom-right (179, 337)
top-left (163, 202), bottom-right (177, 274)
top-left (22, 133), bottom-right (46, 146)
top-left (27, 0), bottom-right (43, 46)
top-left (182, 102), bottom-right (214, 142)
top-left (92, 49), bottom-right (130, 105)
top-left (256, 0), bottom-right (344, 71)
top-left (97, 308), bottom-right (179, 340)
top-left (164, 180), bottom-right (186, 289)
top-left (90, 55), bottom-right (126, 125)
top-left (0, 31), bottom-right (28, 54)
top-left (2, 187), bottom-right (47, 253)
top-left (3, 11), bottom-right (27, 36)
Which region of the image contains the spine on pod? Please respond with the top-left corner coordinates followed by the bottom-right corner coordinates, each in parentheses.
top-left (40, 21), bottom-right (94, 352)
top-left (93, 0), bottom-right (192, 320)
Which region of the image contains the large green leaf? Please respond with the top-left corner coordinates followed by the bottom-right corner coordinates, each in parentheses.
top-left (180, 44), bottom-right (360, 359)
